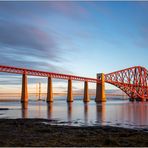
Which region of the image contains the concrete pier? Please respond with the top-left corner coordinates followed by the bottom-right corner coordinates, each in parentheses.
top-left (95, 73), bottom-right (106, 102)
top-left (21, 74), bottom-right (28, 102)
top-left (47, 77), bottom-right (53, 102)
top-left (67, 79), bottom-right (73, 102)
top-left (83, 81), bottom-right (90, 102)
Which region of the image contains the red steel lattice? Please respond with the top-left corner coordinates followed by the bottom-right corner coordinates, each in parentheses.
top-left (105, 66), bottom-right (148, 100)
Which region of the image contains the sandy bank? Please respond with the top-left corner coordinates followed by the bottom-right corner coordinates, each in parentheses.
top-left (0, 119), bottom-right (147, 147)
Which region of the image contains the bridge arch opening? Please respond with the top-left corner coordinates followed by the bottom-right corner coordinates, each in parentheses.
top-left (105, 83), bottom-right (128, 100)
top-left (52, 79), bottom-right (68, 101)
top-left (27, 76), bottom-right (47, 101)
top-left (0, 73), bottom-right (22, 101)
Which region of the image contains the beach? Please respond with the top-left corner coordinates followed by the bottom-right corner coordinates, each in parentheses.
top-left (0, 119), bottom-right (148, 147)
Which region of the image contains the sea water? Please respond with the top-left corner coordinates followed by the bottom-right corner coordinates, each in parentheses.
top-left (0, 95), bottom-right (148, 129)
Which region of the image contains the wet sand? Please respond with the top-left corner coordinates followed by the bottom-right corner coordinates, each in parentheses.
top-left (0, 119), bottom-right (148, 147)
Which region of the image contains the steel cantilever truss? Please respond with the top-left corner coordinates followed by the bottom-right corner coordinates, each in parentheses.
top-left (105, 66), bottom-right (148, 100)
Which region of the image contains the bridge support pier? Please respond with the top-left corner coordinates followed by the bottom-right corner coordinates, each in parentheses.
top-left (21, 74), bottom-right (28, 102)
top-left (67, 79), bottom-right (73, 102)
top-left (95, 73), bottom-right (106, 102)
top-left (83, 81), bottom-right (90, 102)
top-left (47, 77), bottom-right (53, 102)
top-left (135, 98), bottom-right (143, 102)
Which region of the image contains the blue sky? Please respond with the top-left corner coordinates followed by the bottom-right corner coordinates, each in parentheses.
top-left (0, 1), bottom-right (148, 93)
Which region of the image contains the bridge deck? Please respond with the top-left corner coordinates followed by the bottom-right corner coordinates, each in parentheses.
top-left (0, 65), bottom-right (99, 83)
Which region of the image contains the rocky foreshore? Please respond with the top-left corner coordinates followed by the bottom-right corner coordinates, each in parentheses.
top-left (0, 119), bottom-right (148, 147)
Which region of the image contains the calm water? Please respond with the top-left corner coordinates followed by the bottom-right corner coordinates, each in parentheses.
top-left (0, 95), bottom-right (148, 129)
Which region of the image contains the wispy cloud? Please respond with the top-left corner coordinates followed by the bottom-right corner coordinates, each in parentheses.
top-left (0, 20), bottom-right (56, 56)
top-left (0, 20), bottom-right (64, 72)
top-left (0, 1), bottom-right (89, 72)
top-left (0, 2), bottom-right (73, 72)
top-left (0, 1), bottom-right (79, 88)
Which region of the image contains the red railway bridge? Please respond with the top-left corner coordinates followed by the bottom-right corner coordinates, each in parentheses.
top-left (0, 65), bottom-right (147, 102)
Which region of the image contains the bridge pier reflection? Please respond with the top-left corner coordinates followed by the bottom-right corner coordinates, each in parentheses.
top-left (101, 102), bottom-right (106, 125)
top-left (47, 102), bottom-right (53, 119)
top-left (67, 102), bottom-right (72, 125)
top-left (96, 102), bottom-right (106, 126)
top-left (84, 102), bottom-right (89, 125)
top-left (21, 102), bottom-right (28, 118)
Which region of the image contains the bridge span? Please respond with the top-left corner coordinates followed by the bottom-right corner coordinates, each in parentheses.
top-left (0, 65), bottom-right (147, 102)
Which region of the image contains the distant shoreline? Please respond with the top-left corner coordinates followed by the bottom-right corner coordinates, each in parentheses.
top-left (0, 93), bottom-right (128, 102)
top-left (0, 92), bottom-right (128, 96)
top-left (0, 118), bottom-right (147, 147)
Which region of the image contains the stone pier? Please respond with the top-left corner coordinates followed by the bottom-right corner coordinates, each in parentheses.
top-left (21, 74), bottom-right (28, 102)
top-left (95, 73), bottom-right (106, 102)
top-left (83, 81), bottom-right (90, 102)
top-left (47, 77), bottom-right (53, 102)
top-left (67, 79), bottom-right (73, 102)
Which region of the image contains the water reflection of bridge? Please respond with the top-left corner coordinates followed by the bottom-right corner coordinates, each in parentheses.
top-left (21, 102), bottom-right (106, 126)
top-left (21, 101), bottom-right (148, 127)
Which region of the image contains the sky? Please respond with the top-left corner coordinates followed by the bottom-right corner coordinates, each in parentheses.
top-left (0, 1), bottom-right (148, 93)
